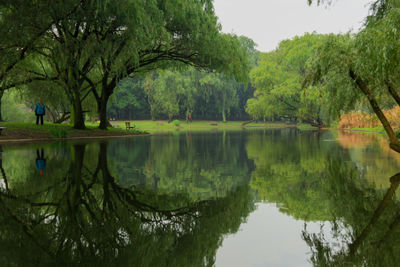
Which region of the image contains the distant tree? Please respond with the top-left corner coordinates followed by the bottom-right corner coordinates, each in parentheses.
top-left (248, 33), bottom-right (329, 127)
top-left (199, 73), bottom-right (240, 122)
top-left (107, 77), bottom-right (149, 120)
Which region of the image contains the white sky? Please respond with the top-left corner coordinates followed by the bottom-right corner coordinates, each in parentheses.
top-left (213, 0), bottom-right (372, 52)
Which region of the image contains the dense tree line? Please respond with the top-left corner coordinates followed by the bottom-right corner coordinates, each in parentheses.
top-left (107, 68), bottom-right (256, 121)
top-left (105, 36), bottom-right (259, 122)
top-left (246, 33), bottom-right (330, 127)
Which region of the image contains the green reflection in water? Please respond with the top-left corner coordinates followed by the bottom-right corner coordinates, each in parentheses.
top-left (245, 129), bottom-right (400, 266)
top-left (0, 129), bottom-right (399, 266)
top-left (0, 133), bottom-right (255, 266)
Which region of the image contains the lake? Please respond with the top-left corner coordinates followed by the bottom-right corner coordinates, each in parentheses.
top-left (0, 129), bottom-right (399, 266)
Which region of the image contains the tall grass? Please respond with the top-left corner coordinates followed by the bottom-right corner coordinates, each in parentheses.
top-left (338, 106), bottom-right (400, 129)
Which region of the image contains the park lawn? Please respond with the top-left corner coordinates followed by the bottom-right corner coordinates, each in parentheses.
top-left (0, 122), bottom-right (145, 141)
top-left (114, 120), bottom-right (294, 133)
top-left (0, 120), bottom-right (311, 140)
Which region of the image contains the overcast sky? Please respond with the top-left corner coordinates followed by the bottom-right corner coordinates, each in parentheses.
top-left (213, 0), bottom-right (372, 52)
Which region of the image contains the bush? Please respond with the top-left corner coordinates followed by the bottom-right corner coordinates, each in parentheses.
top-left (51, 128), bottom-right (68, 138)
top-left (172, 120), bottom-right (181, 126)
top-left (338, 107), bottom-right (400, 129)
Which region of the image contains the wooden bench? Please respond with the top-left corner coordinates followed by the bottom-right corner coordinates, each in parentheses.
top-left (0, 127), bottom-right (6, 135)
top-left (125, 122), bottom-right (135, 130)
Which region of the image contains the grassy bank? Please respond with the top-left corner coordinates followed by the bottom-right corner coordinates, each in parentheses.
top-left (0, 122), bottom-right (146, 142)
top-left (114, 120), bottom-right (301, 133)
top-left (0, 120), bottom-right (318, 141)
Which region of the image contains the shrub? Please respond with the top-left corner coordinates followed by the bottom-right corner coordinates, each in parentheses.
top-left (51, 128), bottom-right (68, 138)
top-left (172, 120), bottom-right (181, 126)
top-left (338, 106), bottom-right (400, 129)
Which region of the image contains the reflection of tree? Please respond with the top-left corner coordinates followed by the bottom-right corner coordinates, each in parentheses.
top-left (108, 132), bottom-right (253, 201)
top-left (247, 129), bottom-right (400, 224)
top-left (337, 131), bottom-right (400, 188)
top-left (302, 159), bottom-right (400, 266)
top-left (247, 129), bottom-right (338, 221)
top-left (0, 141), bottom-right (254, 266)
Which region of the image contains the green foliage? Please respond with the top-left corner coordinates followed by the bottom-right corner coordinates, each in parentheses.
top-left (247, 33), bottom-right (330, 126)
top-left (0, 140), bottom-right (254, 265)
top-left (2, 90), bottom-right (34, 122)
top-left (172, 120), bottom-right (181, 126)
top-left (396, 129), bottom-right (400, 139)
top-left (305, 1), bottom-right (400, 151)
top-left (139, 65), bottom-right (254, 122)
top-left (0, 0), bottom-right (250, 129)
top-left (50, 128), bottom-right (68, 138)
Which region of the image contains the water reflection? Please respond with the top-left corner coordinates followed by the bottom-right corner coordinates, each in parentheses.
top-left (302, 160), bottom-right (400, 266)
top-left (244, 129), bottom-right (400, 266)
top-left (0, 130), bottom-right (399, 266)
top-left (0, 136), bottom-right (254, 266)
top-left (35, 148), bottom-right (46, 175)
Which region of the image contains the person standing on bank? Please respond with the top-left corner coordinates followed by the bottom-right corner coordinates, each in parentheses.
top-left (34, 98), bottom-right (46, 125)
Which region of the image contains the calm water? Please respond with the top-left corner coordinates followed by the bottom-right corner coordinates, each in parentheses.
top-left (1, 129), bottom-right (399, 266)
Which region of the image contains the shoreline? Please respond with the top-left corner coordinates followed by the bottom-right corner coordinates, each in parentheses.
top-left (338, 128), bottom-right (386, 135)
top-left (0, 133), bottom-right (149, 144)
top-left (0, 121), bottom-right (387, 144)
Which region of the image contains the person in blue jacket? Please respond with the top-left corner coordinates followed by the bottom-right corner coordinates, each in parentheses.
top-left (34, 98), bottom-right (46, 125)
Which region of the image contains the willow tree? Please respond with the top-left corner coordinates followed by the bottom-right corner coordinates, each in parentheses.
top-left (0, 1), bottom-right (61, 121)
top-left (81, 0), bottom-right (249, 129)
top-left (247, 34), bottom-right (329, 126)
top-left (305, 1), bottom-right (400, 152)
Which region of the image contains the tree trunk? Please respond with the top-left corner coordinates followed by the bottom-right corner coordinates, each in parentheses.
top-left (0, 91), bottom-right (4, 122)
top-left (54, 112), bottom-right (71, 124)
top-left (242, 119), bottom-right (256, 126)
top-left (349, 69), bottom-right (400, 153)
top-left (98, 94), bottom-right (111, 130)
top-left (386, 80), bottom-right (400, 107)
top-left (72, 99), bottom-right (85, 129)
top-left (150, 107), bottom-right (156, 121)
top-left (46, 106), bottom-right (57, 123)
top-left (222, 109), bottom-right (226, 122)
top-left (302, 118), bottom-right (324, 128)
top-left (349, 172), bottom-right (400, 255)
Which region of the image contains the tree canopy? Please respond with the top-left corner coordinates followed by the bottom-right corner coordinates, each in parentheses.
top-left (0, 0), bottom-right (250, 129)
top-left (304, 0), bottom-right (400, 152)
top-left (247, 33), bottom-right (330, 126)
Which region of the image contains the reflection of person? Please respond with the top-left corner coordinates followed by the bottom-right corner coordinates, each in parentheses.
top-left (188, 113), bottom-right (192, 123)
top-left (34, 98), bottom-right (46, 125)
top-left (35, 149), bottom-right (46, 175)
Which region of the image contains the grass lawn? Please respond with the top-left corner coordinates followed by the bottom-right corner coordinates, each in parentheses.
top-left (0, 121), bottom-right (145, 141)
top-left (0, 120), bottom-right (314, 141)
top-left (113, 120), bottom-right (296, 133)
